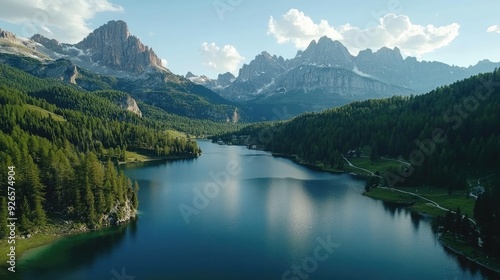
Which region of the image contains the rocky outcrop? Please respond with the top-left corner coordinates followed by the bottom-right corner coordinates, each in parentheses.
top-left (103, 199), bottom-right (137, 226)
top-left (75, 20), bottom-right (163, 73)
top-left (0, 29), bottom-right (18, 43)
top-left (68, 65), bottom-right (78, 84)
top-left (119, 95), bottom-right (142, 117)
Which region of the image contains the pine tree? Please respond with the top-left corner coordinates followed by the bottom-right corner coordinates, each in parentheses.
top-left (19, 197), bottom-right (32, 233)
top-left (21, 154), bottom-right (47, 227)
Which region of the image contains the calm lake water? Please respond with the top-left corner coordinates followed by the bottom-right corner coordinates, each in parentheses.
top-left (18, 140), bottom-right (495, 279)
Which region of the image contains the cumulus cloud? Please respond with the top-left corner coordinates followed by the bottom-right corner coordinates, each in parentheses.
top-left (201, 42), bottom-right (245, 74)
top-left (268, 9), bottom-right (460, 57)
top-left (268, 9), bottom-right (342, 49)
top-left (487, 25), bottom-right (500, 33)
top-left (0, 0), bottom-right (123, 43)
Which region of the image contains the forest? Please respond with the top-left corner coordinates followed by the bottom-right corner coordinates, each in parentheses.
top-left (0, 62), bottom-right (210, 235)
top-left (216, 69), bottom-right (500, 256)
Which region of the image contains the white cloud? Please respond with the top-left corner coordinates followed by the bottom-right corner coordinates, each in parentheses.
top-left (200, 42), bottom-right (245, 74)
top-left (268, 9), bottom-right (342, 49)
top-left (487, 24), bottom-right (500, 33)
top-left (0, 0), bottom-right (123, 43)
top-left (268, 9), bottom-right (460, 57)
top-left (161, 58), bottom-right (168, 67)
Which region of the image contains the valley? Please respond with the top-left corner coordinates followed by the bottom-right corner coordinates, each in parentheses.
top-left (0, 11), bottom-right (499, 279)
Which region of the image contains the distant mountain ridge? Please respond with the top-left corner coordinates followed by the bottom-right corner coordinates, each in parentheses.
top-left (2, 22), bottom-right (499, 121)
top-left (185, 71), bottom-right (235, 91)
top-left (191, 36), bottom-right (500, 117)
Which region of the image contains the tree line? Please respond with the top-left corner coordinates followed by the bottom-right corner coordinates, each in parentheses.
top-left (216, 69), bottom-right (500, 254)
top-left (224, 69), bottom-right (500, 192)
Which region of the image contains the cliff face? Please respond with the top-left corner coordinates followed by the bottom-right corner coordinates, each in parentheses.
top-left (214, 36), bottom-right (500, 117)
top-left (75, 20), bottom-right (163, 73)
top-left (30, 20), bottom-right (165, 75)
top-left (0, 22), bottom-right (244, 122)
top-left (274, 65), bottom-right (408, 98)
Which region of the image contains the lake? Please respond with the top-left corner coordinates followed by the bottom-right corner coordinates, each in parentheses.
top-left (18, 140), bottom-right (495, 279)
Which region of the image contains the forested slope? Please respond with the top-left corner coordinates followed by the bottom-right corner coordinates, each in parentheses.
top-left (0, 63), bottom-right (200, 235)
top-left (220, 69), bottom-right (500, 256)
top-left (240, 69), bottom-right (500, 190)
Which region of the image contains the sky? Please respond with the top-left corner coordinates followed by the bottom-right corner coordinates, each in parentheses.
top-left (0, 0), bottom-right (499, 79)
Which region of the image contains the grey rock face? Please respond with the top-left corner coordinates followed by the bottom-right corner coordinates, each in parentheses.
top-left (75, 20), bottom-right (163, 73)
top-left (119, 95), bottom-right (143, 117)
top-left (216, 36), bottom-right (500, 108)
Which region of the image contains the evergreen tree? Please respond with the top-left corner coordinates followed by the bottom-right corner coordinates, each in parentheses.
top-left (19, 197), bottom-right (32, 233)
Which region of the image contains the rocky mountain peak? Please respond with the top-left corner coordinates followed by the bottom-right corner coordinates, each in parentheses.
top-left (374, 46), bottom-right (403, 61)
top-left (237, 51), bottom-right (286, 81)
top-left (77, 20), bottom-right (130, 48)
top-left (31, 34), bottom-right (65, 53)
top-left (216, 72), bottom-right (235, 87)
top-left (185, 71), bottom-right (196, 79)
top-left (74, 20), bottom-right (163, 73)
top-left (293, 36), bottom-right (354, 70)
top-left (0, 28), bottom-right (18, 43)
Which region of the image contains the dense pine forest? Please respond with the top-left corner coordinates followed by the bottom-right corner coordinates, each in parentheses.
top-left (0, 62), bottom-right (220, 236)
top-left (217, 69), bottom-right (500, 256)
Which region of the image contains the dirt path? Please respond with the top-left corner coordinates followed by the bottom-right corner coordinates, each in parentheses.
top-left (342, 155), bottom-right (382, 178)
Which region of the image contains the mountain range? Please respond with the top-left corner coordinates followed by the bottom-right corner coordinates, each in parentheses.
top-left (1, 21), bottom-right (499, 121)
top-left (189, 36), bottom-right (500, 117)
top-left (0, 21), bottom-right (240, 122)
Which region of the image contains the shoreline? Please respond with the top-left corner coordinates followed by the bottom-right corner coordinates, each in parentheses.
top-left (0, 222), bottom-right (88, 271)
top-left (0, 151), bottom-right (200, 271)
top-left (271, 152), bottom-right (349, 175)
top-left (0, 217), bottom-right (138, 273)
top-left (364, 188), bottom-right (500, 276)
top-left (119, 153), bottom-right (199, 165)
top-left (270, 148), bottom-right (500, 276)
top-left (440, 234), bottom-right (500, 275)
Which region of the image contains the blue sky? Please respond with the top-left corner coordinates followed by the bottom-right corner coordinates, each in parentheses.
top-left (1, 0), bottom-right (499, 78)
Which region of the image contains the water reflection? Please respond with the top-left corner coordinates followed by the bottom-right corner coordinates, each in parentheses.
top-left (18, 142), bottom-right (499, 279)
top-left (20, 221), bottom-right (133, 279)
top-left (410, 211), bottom-right (421, 231)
